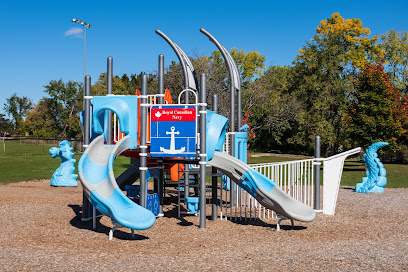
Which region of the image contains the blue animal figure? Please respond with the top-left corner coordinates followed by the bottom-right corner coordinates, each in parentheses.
top-left (355, 142), bottom-right (388, 193)
top-left (49, 140), bottom-right (78, 187)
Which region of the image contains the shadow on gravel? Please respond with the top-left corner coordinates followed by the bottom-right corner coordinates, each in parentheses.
top-left (233, 218), bottom-right (307, 231)
top-left (341, 187), bottom-right (356, 191)
top-left (68, 204), bottom-right (149, 241)
top-left (159, 199), bottom-right (308, 231)
top-left (163, 206), bottom-right (195, 226)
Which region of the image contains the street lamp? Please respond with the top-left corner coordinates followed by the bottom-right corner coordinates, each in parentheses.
top-left (71, 18), bottom-right (91, 80)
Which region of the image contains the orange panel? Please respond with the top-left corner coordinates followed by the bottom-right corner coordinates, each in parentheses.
top-left (170, 162), bottom-right (184, 182)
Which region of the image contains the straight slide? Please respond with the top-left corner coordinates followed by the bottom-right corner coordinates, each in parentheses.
top-left (209, 152), bottom-right (316, 222)
top-left (78, 135), bottom-right (156, 230)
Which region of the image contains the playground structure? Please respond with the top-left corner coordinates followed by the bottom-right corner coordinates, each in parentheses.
top-left (77, 28), bottom-right (361, 239)
top-left (355, 142), bottom-right (388, 193)
top-left (49, 140), bottom-right (78, 187)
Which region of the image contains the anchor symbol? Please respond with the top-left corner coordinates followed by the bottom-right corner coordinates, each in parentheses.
top-left (160, 126), bottom-right (185, 154)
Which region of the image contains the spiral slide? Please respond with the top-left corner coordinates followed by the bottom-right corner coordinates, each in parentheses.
top-left (78, 135), bottom-right (156, 230)
top-left (208, 152), bottom-right (316, 222)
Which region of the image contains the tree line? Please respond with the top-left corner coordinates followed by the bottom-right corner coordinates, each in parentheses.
top-left (2, 13), bottom-right (408, 155)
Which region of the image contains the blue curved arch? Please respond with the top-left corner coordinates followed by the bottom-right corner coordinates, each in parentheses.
top-left (91, 96), bottom-right (139, 149)
top-left (206, 111), bottom-right (228, 161)
top-left (93, 98), bottom-right (130, 134)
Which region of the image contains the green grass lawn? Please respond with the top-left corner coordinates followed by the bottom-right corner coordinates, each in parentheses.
top-left (0, 153), bottom-right (131, 184)
top-left (341, 160), bottom-right (407, 188)
top-left (0, 139), bottom-right (131, 184)
top-left (1, 145), bottom-right (407, 188)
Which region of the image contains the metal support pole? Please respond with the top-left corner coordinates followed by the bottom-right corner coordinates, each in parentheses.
top-left (84, 27), bottom-right (87, 80)
top-left (184, 165), bottom-right (190, 199)
top-left (107, 57), bottom-right (113, 144)
top-left (185, 90), bottom-right (189, 104)
top-left (139, 75), bottom-right (148, 208)
top-left (211, 94), bottom-right (218, 221)
top-left (199, 28), bottom-right (238, 207)
top-left (82, 75), bottom-right (91, 220)
top-left (158, 54), bottom-right (164, 215)
top-left (158, 55), bottom-right (164, 104)
top-left (237, 89), bottom-right (242, 129)
top-left (83, 76), bottom-right (91, 148)
top-left (314, 135), bottom-right (321, 210)
top-left (230, 82), bottom-right (235, 207)
top-left (199, 73), bottom-right (207, 228)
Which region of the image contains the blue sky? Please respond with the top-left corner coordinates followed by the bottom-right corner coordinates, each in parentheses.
top-left (1, 0), bottom-right (407, 116)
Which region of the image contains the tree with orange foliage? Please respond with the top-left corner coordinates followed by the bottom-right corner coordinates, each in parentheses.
top-left (344, 63), bottom-right (408, 151)
top-left (290, 13), bottom-right (385, 153)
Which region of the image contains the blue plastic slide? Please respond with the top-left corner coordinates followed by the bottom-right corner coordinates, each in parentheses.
top-left (78, 135), bottom-right (156, 230)
top-left (209, 152), bottom-right (316, 222)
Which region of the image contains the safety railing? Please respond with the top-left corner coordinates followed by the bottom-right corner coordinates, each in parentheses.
top-left (214, 146), bottom-right (361, 221)
top-left (222, 132), bottom-right (234, 154)
top-left (249, 158), bottom-right (315, 219)
top-left (216, 157), bottom-right (315, 221)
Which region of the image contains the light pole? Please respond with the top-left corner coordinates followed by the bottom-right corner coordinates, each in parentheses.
top-left (71, 18), bottom-right (91, 80)
top-left (72, 18), bottom-right (91, 221)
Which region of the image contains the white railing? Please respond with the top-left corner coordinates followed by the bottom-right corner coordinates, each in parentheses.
top-left (113, 113), bottom-right (125, 143)
top-left (215, 143), bottom-right (361, 221)
top-left (222, 132), bottom-right (235, 154)
top-left (251, 159), bottom-right (315, 207)
top-left (216, 157), bottom-right (315, 221)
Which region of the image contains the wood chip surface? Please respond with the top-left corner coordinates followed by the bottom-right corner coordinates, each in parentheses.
top-left (1, 180), bottom-right (407, 271)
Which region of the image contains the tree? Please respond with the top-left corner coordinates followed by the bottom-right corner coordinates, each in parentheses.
top-left (0, 113), bottom-right (13, 134)
top-left (3, 93), bottom-right (33, 133)
top-left (161, 49), bottom-right (266, 120)
top-left (242, 66), bottom-right (302, 151)
top-left (92, 72), bottom-right (157, 96)
top-left (92, 73), bottom-right (128, 96)
top-left (230, 48), bottom-right (266, 85)
top-left (344, 63), bottom-right (408, 151)
top-left (25, 99), bottom-right (60, 137)
top-left (40, 79), bottom-right (83, 137)
top-left (381, 30), bottom-right (408, 92)
top-left (289, 13), bottom-right (383, 153)
top-left (311, 12), bottom-right (383, 72)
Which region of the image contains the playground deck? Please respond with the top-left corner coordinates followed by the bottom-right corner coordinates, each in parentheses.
top-left (1, 180), bottom-right (407, 271)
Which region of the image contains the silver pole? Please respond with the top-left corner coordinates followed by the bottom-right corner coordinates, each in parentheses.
top-left (71, 19), bottom-right (91, 83)
top-left (199, 28), bottom-right (236, 206)
top-left (230, 86), bottom-right (235, 207)
top-left (83, 76), bottom-right (91, 148)
top-left (82, 75), bottom-right (92, 220)
top-left (84, 26), bottom-right (86, 80)
top-left (139, 75), bottom-right (148, 208)
top-left (199, 73), bottom-right (207, 228)
top-left (314, 135), bottom-right (321, 210)
top-left (158, 55), bottom-right (164, 104)
top-left (237, 89), bottom-right (241, 129)
top-left (158, 54), bottom-right (164, 215)
top-left (211, 95), bottom-right (218, 221)
top-left (107, 57), bottom-right (113, 144)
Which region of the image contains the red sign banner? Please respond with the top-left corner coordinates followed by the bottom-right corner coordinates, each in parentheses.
top-left (151, 108), bottom-right (196, 122)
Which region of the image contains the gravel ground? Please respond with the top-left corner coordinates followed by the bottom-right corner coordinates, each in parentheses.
top-left (1, 180), bottom-right (407, 271)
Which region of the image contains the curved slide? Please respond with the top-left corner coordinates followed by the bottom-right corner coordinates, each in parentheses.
top-left (78, 135), bottom-right (156, 230)
top-left (209, 152), bottom-right (316, 222)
